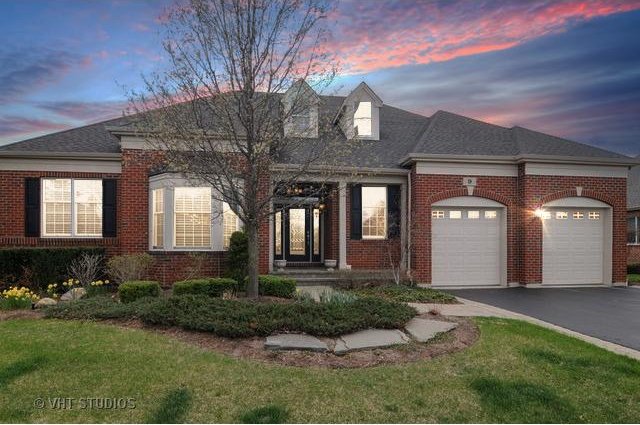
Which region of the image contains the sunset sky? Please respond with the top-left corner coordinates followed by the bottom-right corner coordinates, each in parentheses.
top-left (1, 0), bottom-right (639, 155)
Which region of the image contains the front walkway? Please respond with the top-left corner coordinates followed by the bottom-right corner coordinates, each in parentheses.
top-left (411, 296), bottom-right (640, 361)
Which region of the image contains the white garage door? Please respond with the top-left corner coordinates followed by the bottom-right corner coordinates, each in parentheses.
top-left (543, 208), bottom-right (605, 285)
top-left (432, 207), bottom-right (502, 286)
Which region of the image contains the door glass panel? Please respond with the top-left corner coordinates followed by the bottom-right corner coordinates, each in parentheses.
top-left (289, 208), bottom-right (306, 256)
top-left (275, 211), bottom-right (282, 255)
top-left (313, 208), bottom-right (320, 256)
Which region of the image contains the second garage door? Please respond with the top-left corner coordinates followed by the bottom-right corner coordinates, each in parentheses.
top-left (431, 206), bottom-right (503, 287)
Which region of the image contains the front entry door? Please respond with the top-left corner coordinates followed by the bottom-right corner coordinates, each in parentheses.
top-left (275, 205), bottom-right (321, 263)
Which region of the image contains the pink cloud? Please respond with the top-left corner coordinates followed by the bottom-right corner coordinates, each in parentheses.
top-left (328, 0), bottom-right (640, 73)
top-left (0, 116), bottom-right (69, 139)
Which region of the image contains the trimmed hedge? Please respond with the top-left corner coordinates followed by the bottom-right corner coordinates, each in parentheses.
top-left (351, 285), bottom-right (457, 304)
top-left (44, 296), bottom-right (156, 320)
top-left (140, 295), bottom-right (416, 338)
top-left (0, 247), bottom-right (105, 289)
top-left (173, 278), bottom-right (238, 297)
top-left (253, 275), bottom-right (296, 298)
top-left (118, 281), bottom-right (161, 303)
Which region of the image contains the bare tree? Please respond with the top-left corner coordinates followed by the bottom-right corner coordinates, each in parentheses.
top-left (127, 0), bottom-right (357, 298)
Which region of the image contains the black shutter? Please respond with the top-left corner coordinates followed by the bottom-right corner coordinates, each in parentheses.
top-left (24, 178), bottom-right (40, 237)
top-left (387, 184), bottom-right (401, 238)
top-left (102, 179), bottom-right (117, 237)
top-left (350, 184), bottom-right (362, 240)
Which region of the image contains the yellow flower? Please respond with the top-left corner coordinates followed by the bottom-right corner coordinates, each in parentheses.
top-left (74, 279), bottom-right (79, 284)
top-left (105, 280), bottom-right (110, 284)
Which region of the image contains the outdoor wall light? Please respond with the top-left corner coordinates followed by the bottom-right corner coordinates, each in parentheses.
top-left (534, 208), bottom-right (550, 219)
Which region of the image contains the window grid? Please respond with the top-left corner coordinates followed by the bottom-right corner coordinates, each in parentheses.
top-left (354, 101), bottom-right (372, 137)
top-left (485, 210), bottom-right (497, 219)
top-left (275, 211), bottom-right (282, 255)
top-left (152, 189), bottom-right (164, 248)
top-left (628, 216), bottom-right (639, 245)
top-left (573, 211), bottom-right (584, 219)
top-left (555, 211), bottom-right (568, 220)
top-left (588, 211), bottom-right (600, 220)
top-left (42, 179), bottom-right (102, 237)
top-left (223, 202), bottom-right (240, 249)
top-left (432, 210), bottom-right (445, 219)
top-left (468, 210), bottom-right (480, 219)
top-left (362, 186), bottom-right (387, 239)
top-left (174, 187), bottom-right (211, 248)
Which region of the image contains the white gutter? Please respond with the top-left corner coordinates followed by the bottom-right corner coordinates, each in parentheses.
top-left (400, 153), bottom-right (640, 167)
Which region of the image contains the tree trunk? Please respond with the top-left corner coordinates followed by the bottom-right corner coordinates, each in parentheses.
top-left (245, 221), bottom-right (260, 299)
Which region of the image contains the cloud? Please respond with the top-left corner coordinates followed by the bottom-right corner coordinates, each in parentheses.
top-left (363, 9), bottom-right (640, 155)
top-left (329, 0), bottom-right (640, 73)
top-left (0, 48), bottom-right (89, 105)
top-left (0, 116), bottom-right (69, 139)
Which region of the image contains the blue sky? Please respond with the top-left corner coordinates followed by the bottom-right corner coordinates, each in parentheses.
top-left (1, 0), bottom-right (639, 156)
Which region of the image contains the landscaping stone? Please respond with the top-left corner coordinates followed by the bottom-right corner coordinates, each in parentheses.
top-left (334, 329), bottom-right (410, 355)
top-left (60, 287), bottom-right (87, 301)
top-left (265, 333), bottom-right (329, 352)
top-left (35, 298), bottom-right (57, 308)
top-left (404, 318), bottom-right (458, 342)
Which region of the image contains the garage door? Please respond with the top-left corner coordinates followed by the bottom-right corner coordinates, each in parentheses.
top-left (543, 208), bottom-right (605, 285)
top-left (432, 207), bottom-right (502, 286)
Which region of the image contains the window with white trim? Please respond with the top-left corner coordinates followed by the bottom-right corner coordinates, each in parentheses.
top-left (555, 211), bottom-right (568, 220)
top-left (468, 210), bottom-right (480, 219)
top-left (573, 211), bottom-right (584, 219)
top-left (432, 210), bottom-right (445, 219)
top-left (362, 186), bottom-right (386, 239)
top-left (152, 189), bottom-right (164, 248)
top-left (485, 210), bottom-right (497, 219)
top-left (449, 210), bottom-right (462, 219)
top-left (223, 202), bottom-right (241, 249)
top-left (42, 178), bottom-right (102, 237)
top-left (174, 187), bottom-right (211, 248)
top-left (354, 101), bottom-right (372, 137)
top-left (588, 211), bottom-right (600, 220)
top-left (628, 216), bottom-right (639, 245)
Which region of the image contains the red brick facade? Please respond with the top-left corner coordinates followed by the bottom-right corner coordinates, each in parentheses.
top-left (0, 150), bottom-right (630, 286)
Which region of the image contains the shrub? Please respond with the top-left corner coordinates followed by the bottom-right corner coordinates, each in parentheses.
top-left (68, 253), bottom-right (103, 287)
top-left (351, 285), bottom-right (457, 304)
top-left (226, 231), bottom-right (248, 284)
top-left (318, 290), bottom-right (358, 305)
top-left (628, 263), bottom-right (640, 275)
top-left (118, 281), bottom-right (161, 303)
top-left (0, 247), bottom-right (105, 290)
top-left (139, 295), bottom-right (416, 338)
top-left (0, 286), bottom-right (39, 310)
top-left (44, 296), bottom-right (157, 320)
top-left (257, 275), bottom-right (296, 298)
top-left (173, 278), bottom-right (238, 297)
top-left (107, 254), bottom-right (155, 285)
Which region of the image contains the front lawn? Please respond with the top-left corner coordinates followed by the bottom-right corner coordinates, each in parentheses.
top-left (1, 319), bottom-right (639, 423)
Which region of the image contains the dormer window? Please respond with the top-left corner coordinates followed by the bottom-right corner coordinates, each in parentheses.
top-left (354, 101), bottom-right (372, 137)
top-left (290, 108), bottom-right (313, 136)
top-left (283, 79), bottom-right (319, 138)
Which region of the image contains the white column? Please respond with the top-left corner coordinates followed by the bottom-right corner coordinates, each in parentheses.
top-left (338, 180), bottom-right (349, 270)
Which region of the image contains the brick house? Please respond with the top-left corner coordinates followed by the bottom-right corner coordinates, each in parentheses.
top-left (628, 162), bottom-right (640, 265)
top-left (0, 82), bottom-right (637, 287)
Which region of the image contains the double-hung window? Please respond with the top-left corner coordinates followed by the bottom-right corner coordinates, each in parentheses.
top-left (629, 216), bottom-right (639, 245)
top-left (354, 101), bottom-right (372, 137)
top-left (42, 178), bottom-right (102, 237)
top-left (174, 187), bottom-right (211, 248)
top-left (361, 186), bottom-right (386, 239)
top-left (223, 202), bottom-right (241, 249)
top-left (152, 189), bottom-right (164, 248)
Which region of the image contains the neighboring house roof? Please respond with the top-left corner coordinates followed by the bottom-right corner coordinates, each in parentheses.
top-left (0, 94), bottom-right (634, 169)
top-left (629, 159), bottom-right (640, 211)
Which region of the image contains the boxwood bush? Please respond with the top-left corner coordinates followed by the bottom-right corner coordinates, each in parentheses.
top-left (173, 278), bottom-right (237, 297)
top-left (140, 295), bottom-right (416, 337)
top-left (44, 296), bottom-right (156, 320)
top-left (256, 275), bottom-right (296, 298)
top-left (118, 281), bottom-right (161, 303)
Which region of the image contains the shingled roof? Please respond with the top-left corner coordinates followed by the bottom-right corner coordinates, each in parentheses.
top-left (0, 95), bottom-right (633, 168)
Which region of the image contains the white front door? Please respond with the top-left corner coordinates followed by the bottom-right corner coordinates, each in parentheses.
top-left (431, 208), bottom-right (502, 286)
top-left (543, 208), bottom-right (605, 285)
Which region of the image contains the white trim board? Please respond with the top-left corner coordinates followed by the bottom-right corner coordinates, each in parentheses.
top-left (415, 161), bottom-right (518, 176)
top-left (525, 162), bottom-right (628, 178)
top-left (0, 158), bottom-right (121, 174)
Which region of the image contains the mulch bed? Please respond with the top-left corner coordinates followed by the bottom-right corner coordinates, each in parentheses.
top-left (106, 311), bottom-right (479, 369)
top-left (0, 309), bottom-right (43, 321)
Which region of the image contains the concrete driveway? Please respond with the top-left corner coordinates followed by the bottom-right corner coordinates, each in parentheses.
top-left (447, 287), bottom-right (640, 351)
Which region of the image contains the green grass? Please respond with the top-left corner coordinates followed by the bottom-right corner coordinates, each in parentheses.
top-left (628, 274), bottom-right (640, 283)
top-left (0, 318), bottom-right (639, 423)
top-left (350, 285), bottom-right (457, 303)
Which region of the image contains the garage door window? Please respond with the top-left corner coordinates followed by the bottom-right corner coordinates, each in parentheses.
top-left (555, 211), bottom-right (568, 220)
top-left (449, 211), bottom-right (462, 219)
top-left (573, 212), bottom-right (584, 219)
top-left (467, 210), bottom-right (480, 219)
top-left (589, 212), bottom-right (600, 220)
top-left (432, 210), bottom-right (444, 219)
top-left (484, 210), bottom-right (497, 219)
